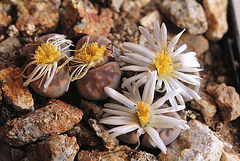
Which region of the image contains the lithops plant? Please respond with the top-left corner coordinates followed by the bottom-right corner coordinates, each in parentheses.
top-left (21, 34), bottom-right (73, 98)
top-left (66, 35), bottom-right (121, 100)
top-left (100, 71), bottom-right (189, 154)
top-left (120, 21), bottom-right (202, 108)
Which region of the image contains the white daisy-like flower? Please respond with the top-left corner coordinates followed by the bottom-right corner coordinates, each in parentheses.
top-left (100, 70), bottom-right (189, 154)
top-left (21, 34), bottom-right (73, 92)
top-left (120, 21), bottom-right (201, 107)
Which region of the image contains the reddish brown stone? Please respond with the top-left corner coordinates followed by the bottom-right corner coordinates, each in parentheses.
top-left (81, 99), bottom-right (103, 121)
top-left (28, 134), bottom-right (79, 161)
top-left (0, 2), bottom-right (12, 34)
top-left (0, 99), bottom-right (83, 146)
top-left (61, 0), bottom-right (113, 37)
top-left (15, 0), bottom-right (59, 36)
top-left (0, 67), bottom-right (34, 113)
top-left (207, 83), bottom-right (240, 123)
top-left (190, 91), bottom-right (218, 126)
top-left (78, 145), bottom-right (157, 161)
top-left (88, 118), bottom-right (119, 150)
top-left (68, 122), bottom-right (102, 148)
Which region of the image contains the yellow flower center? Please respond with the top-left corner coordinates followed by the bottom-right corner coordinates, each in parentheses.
top-left (75, 42), bottom-right (106, 63)
top-left (153, 50), bottom-right (173, 77)
top-left (136, 102), bottom-right (150, 124)
top-left (34, 42), bottom-right (60, 65)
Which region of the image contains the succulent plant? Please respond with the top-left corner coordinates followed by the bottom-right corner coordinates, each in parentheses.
top-left (21, 34), bottom-right (73, 98)
top-left (67, 35), bottom-right (121, 100)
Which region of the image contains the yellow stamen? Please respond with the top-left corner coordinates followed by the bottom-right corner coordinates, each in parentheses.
top-left (75, 42), bottom-right (106, 63)
top-left (153, 50), bottom-right (173, 77)
top-left (136, 102), bottom-right (150, 124)
top-left (34, 42), bottom-right (60, 65)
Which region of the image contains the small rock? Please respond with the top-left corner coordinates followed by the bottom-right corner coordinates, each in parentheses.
top-left (68, 122), bottom-right (103, 148)
top-left (217, 75), bottom-right (228, 84)
top-left (78, 145), bottom-right (158, 161)
top-left (61, 0), bottom-right (113, 37)
top-left (0, 37), bottom-right (21, 54)
top-left (206, 82), bottom-right (218, 95)
top-left (0, 2), bottom-right (11, 34)
top-left (15, 0), bottom-right (59, 36)
top-left (158, 120), bottom-right (223, 161)
top-left (81, 99), bottom-right (103, 121)
top-left (159, 0), bottom-right (208, 35)
top-left (0, 99), bottom-right (83, 146)
top-left (7, 25), bottom-right (19, 37)
top-left (122, 0), bottom-right (151, 19)
top-left (220, 150), bottom-right (240, 161)
top-left (28, 134), bottom-right (79, 161)
top-left (190, 91), bottom-right (218, 126)
top-left (140, 10), bottom-right (163, 30)
top-left (0, 67), bottom-right (34, 113)
top-left (207, 83), bottom-right (240, 123)
top-left (203, 0), bottom-right (228, 41)
top-left (168, 30), bottom-right (209, 57)
top-left (88, 118), bottom-right (119, 150)
top-left (111, 0), bottom-right (124, 12)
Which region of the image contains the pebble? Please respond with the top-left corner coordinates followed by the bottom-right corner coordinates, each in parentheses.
top-left (139, 10), bottom-right (163, 30)
top-left (0, 99), bottom-right (83, 146)
top-left (190, 91), bottom-right (217, 126)
top-left (0, 67), bottom-right (34, 113)
top-left (159, 0), bottom-right (208, 35)
top-left (207, 83), bottom-right (240, 123)
top-left (88, 118), bottom-right (119, 150)
top-left (158, 120), bottom-right (223, 161)
top-left (78, 145), bottom-right (157, 161)
top-left (27, 134), bottom-right (79, 161)
top-left (15, 0), bottom-right (59, 36)
top-left (61, 0), bottom-right (113, 37)
top-left (220, 150), bottom-right (240, 161)
top-left (67, 122), bottom-right (103, 148)
top-left (203, 0), bottom-right (228, 41)
top-left (0, 37), bottom-right (21, 54)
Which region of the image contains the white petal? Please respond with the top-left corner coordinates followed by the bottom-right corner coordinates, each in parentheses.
top-left (100, 116), bottom-right (136, 125)
top-left (139, 26), bottom-right (158, 51)
top-left (174, 79), bottom-right (201, 100)
top-left (171, 44), bottom-right (187, 57)
top-left (166, 78), bottom-right (185, 105)
top-left (151, 88), bottom-right (182, 110)
top-left (121, 72), bottom-right (148, 88)
top-left (120, 55), bottom-right (152, 67)
top-left (162, 79), bottom-right (179, 108)
top-left (153, 21), bottom-right (161, 50)
top-left (108, 124), bottom-right (140, 133)
top-left (144, 126), bottom-right (167, 154)
top-left (104, 87), bottom-right (137, 109)
top-left (160, 23), bottom-right (167, 50)
top-left (132, 75), bottom-right (147, 94)
top-left (153, 105), bottom-right (185, 114)
top-left (102, 108), bottom-right (135, 117)
top-left (151, 115), bottom-right (188, 129)
top-left (155, 79), bottom-right (163, 90)
top-left (167, 29), bottom-right (185, 54)
top-left (177, 67), bottom-right (202, 73)
top-left (123, 53), bottom-right (153, 64)
top-left (171, 70), bottom-right (201, 86)
top-left (104, 103), bottom-right (136, 113)
top-left (123, 42), bottom-right (155, 59)
top-left (121, 65), bottom-right (150, 72)
top-left (142, 71), bottom-right (157, 104)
